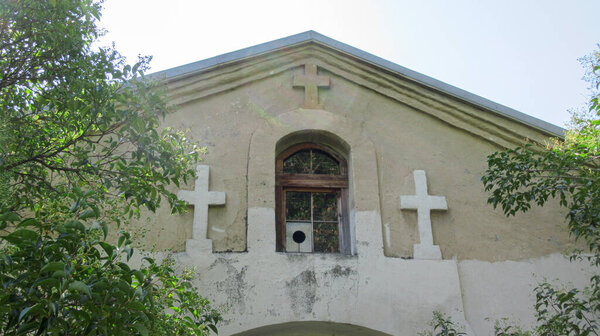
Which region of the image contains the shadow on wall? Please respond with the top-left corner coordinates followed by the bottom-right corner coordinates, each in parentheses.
top-left (231, 321), bottom-right (392, 336)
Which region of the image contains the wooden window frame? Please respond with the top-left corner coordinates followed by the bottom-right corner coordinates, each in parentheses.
top-left (276, 143), bottom-right (350, 253)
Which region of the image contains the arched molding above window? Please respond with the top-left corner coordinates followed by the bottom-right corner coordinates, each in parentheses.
top-left (275, 130), bottom-right (351, 161)
top-left (246, 108), bottom-right (383, 257)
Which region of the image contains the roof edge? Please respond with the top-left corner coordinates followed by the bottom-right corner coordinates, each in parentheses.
top-left (148, 30), bottom-right (565, 138)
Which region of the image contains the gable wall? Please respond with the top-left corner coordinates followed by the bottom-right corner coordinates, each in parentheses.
top-left (131, 50), bottom-right (575, 262)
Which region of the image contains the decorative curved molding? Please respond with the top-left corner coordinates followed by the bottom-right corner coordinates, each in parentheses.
top-left (165, 43), bottom-right (557, 149)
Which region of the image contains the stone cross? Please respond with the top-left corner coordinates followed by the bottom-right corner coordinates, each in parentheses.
top-left (400, 170), bottom-right (448, 260)
top-left (178, 165), bottom-right (226, 242)
top-left (293, 63), bottom-right (330, 109)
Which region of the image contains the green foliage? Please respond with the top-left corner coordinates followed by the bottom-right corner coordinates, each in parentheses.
top-left (0, 0), bottom-right (219, 334)
top-left (0, 0), bottom-right (203, 215)
top-left (418, 311), bottom-right (466, 336)
top-left (1, 190), bottom-right (220, 335)
top-left (482, 50), bottom-right (600, 264)
top-left (480, 49), bottom-right (600, 335)
top-left (492, 318), bottom-right (532, 336)
top-left (531, 280), bottom-right (600, 336)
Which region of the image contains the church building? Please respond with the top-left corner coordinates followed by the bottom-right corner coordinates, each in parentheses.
top-left (136, 31), bottom-right (593, 335)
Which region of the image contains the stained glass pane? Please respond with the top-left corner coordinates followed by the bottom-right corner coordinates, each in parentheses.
top-left (286, 191), bottom-right (310, 221)
top-left (283, 148), bottom-right (340, 175)
top-left (314, 222), bottom-right (339, 252)
top-left (313, 192), bottom-right (337, 221)
top-left (311, 150), bottom-right (340, 175)
top-left (283, 150), bottom-right (311, 174)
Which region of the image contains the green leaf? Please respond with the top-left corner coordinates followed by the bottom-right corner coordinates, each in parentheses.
top-left (2, 229), bottom-right (39, 244)
top-left (0, 211), bottom-right (20, 223)
top-left (132, 270), bottom-right (145, 282)
top-left (118, 235), bottom-right (126, 248)
top-left (208, 324), bottom-right (218, 333)
top-left (19, 304), bottom-right (43, 322)
top-left (133, 322), bottom-right (149, 336)
top-left (69, 280), bottom-right (92, 297)
top-left (64, 220), bottom-right (86, 232)
top-left (117, 262), bottom-right (131, 272)
top-left (78, 209), bottom-right (96, 220)
top-left (101, 222), bottom-right (109, 239)
top-left (17, 218), bottom-right (42, 228)
top-left (52, 270), bottom-right (66, 279)
top-left (34, 277), bottom-right (60, 289)
top-left (129, 295), bottom-right (145, 307)
top-left (70, 200), bottom-right (80, 212)
top-left (48, 302), bottom-right (58, 316)
top-left (124, 245), bottom-right (134, 261)
top-left (98, 242), bottom-right (115, 258)
top-left (41, 262), bottom-right (66, 273)
top-left (18, 306), bottom-right (32, 322)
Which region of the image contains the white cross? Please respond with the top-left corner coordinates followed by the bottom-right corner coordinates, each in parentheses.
top-left (400, 170), bottom-right (448, 260)
top-left (178, 165), bottom-right (226, 241)
top-left (293, 64), bottom-right (330, 109)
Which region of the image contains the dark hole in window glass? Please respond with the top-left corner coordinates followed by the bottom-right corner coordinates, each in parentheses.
top-left (292, 230), bottom-right (306, 244)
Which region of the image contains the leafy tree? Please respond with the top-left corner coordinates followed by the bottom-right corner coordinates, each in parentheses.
top-left (0, 0), bottom-right (219, 334)
top-left (480, 50), bottom-right (600, 335)
top-left (418, 311), bottom-right (466, 336)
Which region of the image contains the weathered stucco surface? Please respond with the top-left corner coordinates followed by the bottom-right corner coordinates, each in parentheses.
top-left (127, 41), bottom-right (596, 335)
top-left (169, 208), bottom-right (475, 336)
top-left (459, 254), bottom-right (594, 336)
top-left (135, 44), bottom-right (574, 261)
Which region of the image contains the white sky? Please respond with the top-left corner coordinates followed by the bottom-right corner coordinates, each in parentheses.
top-left (98, 0), bottom-right (600, 128)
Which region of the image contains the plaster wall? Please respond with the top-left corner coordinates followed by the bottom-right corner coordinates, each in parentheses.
top-left (459, 254), bottom-right (595, 336)
top-left (173, 209), bottom-right (474, 336)
top-left (136, 55), bottom-right (574, 261)
top-left (126, 47), bottom-right (596, 335)
top-left (155, 245), bottom-right (595, 335)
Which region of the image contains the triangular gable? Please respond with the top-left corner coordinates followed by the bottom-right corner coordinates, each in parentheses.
top-left (150, 31), bottom-right (564, 148)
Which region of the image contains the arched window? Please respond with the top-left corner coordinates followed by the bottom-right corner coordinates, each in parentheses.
top-left (276, 143), bottom-right (350, 254)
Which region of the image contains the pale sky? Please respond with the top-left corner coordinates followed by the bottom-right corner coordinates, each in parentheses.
top-left (98, 1), bottom-right (600, 128)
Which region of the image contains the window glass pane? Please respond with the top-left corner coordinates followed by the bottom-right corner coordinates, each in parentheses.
top-left (283, 148), bottom-right (340, 175)
top-left (286, 191), bottom-right (310, 221)
top-left (313, 192), bottom-right (337, 221)
top-left (311, 150), bottom-right (340, 175)
top-left (314, 222), bottom-right (339, 252)
top-left (283, 150), bottom-right (311, 174)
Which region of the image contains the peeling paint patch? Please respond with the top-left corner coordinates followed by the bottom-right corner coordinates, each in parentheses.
top-left (286, 270), bottom-right (317, 315)
top-left (213, 258), bottom-right (248, 314)
top-left (285, 253), bottom-right (309, 262)
top-left (326, 265), bottom-right (356, 277)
